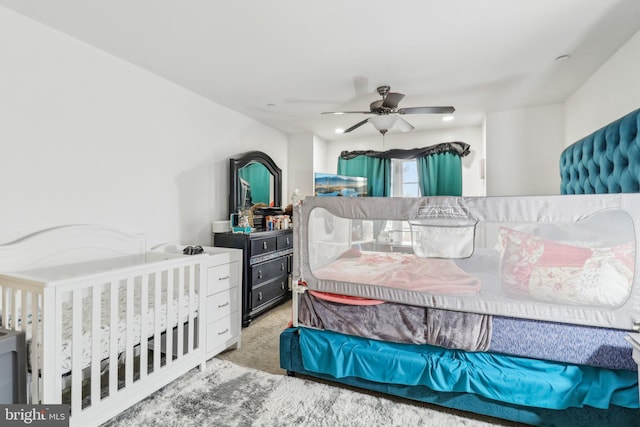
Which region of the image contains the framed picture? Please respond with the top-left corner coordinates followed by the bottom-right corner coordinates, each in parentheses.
top-left (314, 173), bottom-right (367, 197)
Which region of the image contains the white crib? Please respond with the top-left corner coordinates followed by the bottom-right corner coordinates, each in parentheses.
top-left (0, 225), bottom-right (209, 427)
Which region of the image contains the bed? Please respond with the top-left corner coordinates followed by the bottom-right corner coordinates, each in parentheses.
top-left (280, 108), bottom-right (640, 426)
top-left (0, 225), bottom-right (209, 427)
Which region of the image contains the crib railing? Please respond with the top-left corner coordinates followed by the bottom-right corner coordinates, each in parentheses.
top-left (0, 254), bottom-right (207, 427)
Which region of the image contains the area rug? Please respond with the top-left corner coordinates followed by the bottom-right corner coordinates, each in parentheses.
top-left (102, 358), bottom-right (495, 427)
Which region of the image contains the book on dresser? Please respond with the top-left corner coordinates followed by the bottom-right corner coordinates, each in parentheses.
top-left (213, 229), bottom-right (293, 327)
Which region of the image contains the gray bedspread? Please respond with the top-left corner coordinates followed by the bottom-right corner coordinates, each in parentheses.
top-left (298, 291), bottom-right (492, 352)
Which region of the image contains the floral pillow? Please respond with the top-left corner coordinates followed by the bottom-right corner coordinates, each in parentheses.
top-left (498, 227), bottom-right (635, 307)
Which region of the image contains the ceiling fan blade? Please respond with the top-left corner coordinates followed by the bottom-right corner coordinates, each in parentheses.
top-left (321, 111), bottom-right (374, 115)
top-left (395, 117), bottom-right (415, 133)
top-left (398, 106), bottom-right (455, 114)
top-left (382, 92), bottom-right (405, 109)
top-left (343, 119), bottom-right (370, 133)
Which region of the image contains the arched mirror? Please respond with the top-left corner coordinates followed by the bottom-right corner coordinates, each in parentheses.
top-left (229, 151), bottom-right (282, 219)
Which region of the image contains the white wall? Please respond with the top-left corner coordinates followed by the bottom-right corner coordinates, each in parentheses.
top-left (287, 134), bottom-right (315, 202)
top-left (565, 29), bottom-right (640, 145)
top-left (323, 125), bottom-right (486, 197)
top-left (312, 135), bottom-right (330, 176)
top-left (485, 104), bottom-right (564, 196)
top-left (0, 7), bottom-right (288, 246)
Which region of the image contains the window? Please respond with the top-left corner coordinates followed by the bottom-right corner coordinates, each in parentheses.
top-left (386, 159), bottom-right (420, 246)
top-left (391, 158), bottom-right (420, 197)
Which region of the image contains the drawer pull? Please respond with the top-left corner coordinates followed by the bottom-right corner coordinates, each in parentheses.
top-left (218, 328), bottom-right (229, 336)
top-left (258, 270), bottom-right (263, 279)
top-left (286, 237), bottom-right (290, 245)
top-left (281, 282), bottom-right (285, 290)
top-left (280, 262), bottom-right (284, 271)
top-left (218, 275), bottom-right (230, 281)
top-left (218, 302), bottom-right (230, 308)
top-left (258, 291), bottom-right (263, 301)
top-left (263, 241), bottom-right (268, 250)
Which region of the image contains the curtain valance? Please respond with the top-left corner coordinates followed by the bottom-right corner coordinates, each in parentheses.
top-left (339, 142), bottom-right (470, 160)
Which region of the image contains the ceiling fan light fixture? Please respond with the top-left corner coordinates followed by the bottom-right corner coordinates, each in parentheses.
top-left (369, 115), bottom-right (398, 132)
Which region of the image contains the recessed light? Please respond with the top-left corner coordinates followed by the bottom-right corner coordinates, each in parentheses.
top-left (442, 116), bottom-right (454, 122)
top-left (335, 128), bottom-right (345, 134)
top-left (555, 54), bottom-right (570, 63)
top-left (267, 103), bottom-right (276, 107)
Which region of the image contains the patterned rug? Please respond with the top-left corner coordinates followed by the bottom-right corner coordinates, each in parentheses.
top-left (101, 358), bottom-right (495, 427)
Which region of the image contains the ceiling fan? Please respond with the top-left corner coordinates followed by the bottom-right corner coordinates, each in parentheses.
top-left (322, 85), bottom-right (455, 135)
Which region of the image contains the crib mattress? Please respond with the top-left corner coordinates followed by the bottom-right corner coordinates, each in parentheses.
top-left (58, 290), bottom-right (198, 375)
top-left (3, 283), bottom-right (199, 375)
top-left (298, 291), bottom-right (636, 371)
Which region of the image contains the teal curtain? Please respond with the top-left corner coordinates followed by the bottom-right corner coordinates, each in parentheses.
top-left (417, 151), bottom-right (463, 196)
top-left (337, 155), bottom-right (390, 197)
top-left (239, 163), bottom-right (270, 205)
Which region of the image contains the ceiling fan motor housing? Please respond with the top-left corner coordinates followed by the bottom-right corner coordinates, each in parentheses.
top-left (369, 99), bottom-right (387, 112)
top-left (376, 85), bottom-right (391, 97)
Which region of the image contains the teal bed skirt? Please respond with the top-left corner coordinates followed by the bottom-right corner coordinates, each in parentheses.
top-left (280, 327), bottom-right (640, 426)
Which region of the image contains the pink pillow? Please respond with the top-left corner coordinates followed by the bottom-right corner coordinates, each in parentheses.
top-left (499, 227), bottom-right (634, 307)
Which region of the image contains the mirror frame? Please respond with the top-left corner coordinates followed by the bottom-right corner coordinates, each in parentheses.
top-left (229, 151), bottom-right (282, 217)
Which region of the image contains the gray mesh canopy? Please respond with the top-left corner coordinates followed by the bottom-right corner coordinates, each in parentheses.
top-left (294, 195), bottom-right (640, 330)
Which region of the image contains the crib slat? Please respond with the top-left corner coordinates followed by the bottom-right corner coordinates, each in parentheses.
top-left (188, 265), bottom-right (195, 353)
top-left (140, 274), bottom-right (149, 379)
top-left (71, 288), bottom-right (83, 414)
top-left (8, 288), bottom-right (15, 329)
top-left (166, 269), bottom-right (174, 364)
top-left (108, 281), bottom-right (118, 396)
top-left (125, 277), bottom-right (134, 387)
top-left (20, 290), bottom-right (27, 333)
top-left (177, 266), bottom-right (184, 358)
top-left (41, 286), bottom-right (63, 404)
top-left (30, 291), bottom-right (40, 403)
top-left (153, 272), bottom-right (161, 370)
top-left (90, 284), bottom-right (101, 405)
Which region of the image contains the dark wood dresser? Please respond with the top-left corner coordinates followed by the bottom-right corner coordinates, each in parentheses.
top-left (213, 229), bottom-right (292, 327)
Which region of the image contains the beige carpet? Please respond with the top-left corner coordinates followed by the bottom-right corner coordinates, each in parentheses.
top-left (216, 299), bottom-right (292, 375)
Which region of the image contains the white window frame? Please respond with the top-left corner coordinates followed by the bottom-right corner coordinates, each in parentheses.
top-left (387, 159), bottom-right (421, 245)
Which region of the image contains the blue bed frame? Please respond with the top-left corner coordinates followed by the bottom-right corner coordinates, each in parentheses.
top-left (280, 328), bottom-right (639, 426)
top-left (561, 108), bottom-right (640, 194)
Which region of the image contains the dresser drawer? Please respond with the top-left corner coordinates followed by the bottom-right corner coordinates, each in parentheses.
top-left (207, 261), bottom-right (239, 295)
top-left (206, 314), bottom-right (239, 354)
top-left (251, 257), bottom-right (288, 286)
top-left (207, 287), bottom-right (239, 323)
top-left (250, 236), bottom-right (277, 256)
top-left (276, 232), bottom-right (293, 250)
top-left (251, 275), bottom-right (288, 309)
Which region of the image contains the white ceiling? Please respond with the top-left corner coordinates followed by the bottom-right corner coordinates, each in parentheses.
top-left (2, 0), bottom-right (640, 141)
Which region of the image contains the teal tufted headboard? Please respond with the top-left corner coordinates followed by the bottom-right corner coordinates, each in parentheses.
top-left (560, 108), bottom-right (640, 194)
